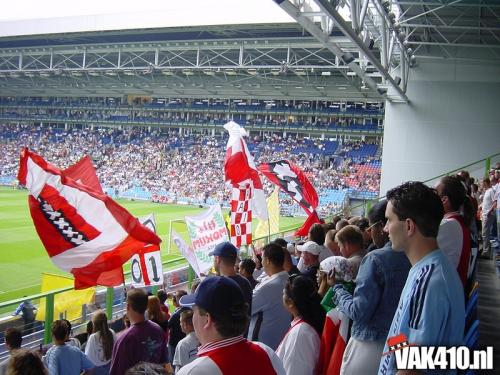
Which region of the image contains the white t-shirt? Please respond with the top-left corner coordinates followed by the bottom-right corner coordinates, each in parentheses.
top-left (173, 331), bottom-right (199, 372)
top-left (253, 268), bottom-right (264, 280)
top-left (482, 187), bottom-right (495, 218)
top-left (84, 329), bottom-right (117, 366)
top-left (276, 319), bottom-right (320, 375)
top-left (437, 214), bottom-right (463, 269)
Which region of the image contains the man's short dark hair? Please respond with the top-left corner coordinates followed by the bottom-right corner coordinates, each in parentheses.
top-left (356, 217), bottom-right (370, 231)
top-left (62, 319), bottom-right (72, 334)
top-left (219, 253), bottom-right (237, 266)
top-left (440, 175), bottom-right (466, 211)
top-left (263, 243), bottom-right (285, 268)
top-left (386, 181), bottom-right (444, 238)
top-left (322, 222), bottom-right (336, 233)
top-left (5, 327), bottom-right (22, 349)
top-left (273, 238), bottom-right (288, 249)
top-left (51, 320), bottom-right (68, 341)
top-left (325, 229), bottom-right (337, 243)
top-left (199, 302), bottom-right (249, 338)
top-left (336, 219), bottom-right (349, 230)
top-left (240, 258), bottom-right (256, 274)
top-left (368, 200), bottom-right (388, 226)
top-left (336, 225), bottom-right (364, 248)
top-left (173, 290), bottom-right (188, 303)
top-left (309, 223), bottom-right (325, 245)
top-left (127, 289), bottom-right (149, 314)
top-left (157, 289), bottom-right (168, 304)
top-left (180, 309), bottom-right (194, 326)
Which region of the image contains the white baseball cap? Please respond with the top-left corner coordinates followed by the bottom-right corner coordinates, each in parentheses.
top-left (297, 241), bottom-right (322, 256)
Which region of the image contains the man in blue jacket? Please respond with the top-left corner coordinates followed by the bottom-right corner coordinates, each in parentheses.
top-left (331, 200), bottom-right (411, 375)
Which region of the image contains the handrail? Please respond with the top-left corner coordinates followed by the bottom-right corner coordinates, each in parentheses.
top-left (335, 151), bottom-right (500, 218)
top-left (2, 150), bottom-right (497, 342)
top-left (0, 256), bottom-right (185, 310)
top-left (420, 151), bottom-right (500, 184)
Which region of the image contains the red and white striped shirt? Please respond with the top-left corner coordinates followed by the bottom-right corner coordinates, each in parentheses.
top-left (178, 335), bottom-right (285, 375)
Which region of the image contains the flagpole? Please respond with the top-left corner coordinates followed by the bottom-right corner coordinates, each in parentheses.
top-left (267, 216), bottom-right (271, 244)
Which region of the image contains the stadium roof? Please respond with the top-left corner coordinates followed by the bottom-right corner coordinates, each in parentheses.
top-left (0, 0), bottom-right (497, 103)
top-left (0, 0), bottom-right (295, 37)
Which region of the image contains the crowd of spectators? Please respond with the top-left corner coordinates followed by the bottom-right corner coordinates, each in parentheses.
top-left (0, 96), bottom-right (384, 113)
top-left (2, 173), bottom-right (490, 374)
top-left (0, 124), bottom-right (381, 214)
top-left (0, 96), bottom-right (383, 132)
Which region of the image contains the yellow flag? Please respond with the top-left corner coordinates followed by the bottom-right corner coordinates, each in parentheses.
top-left (255, 188), bottom-right (280, 241)
top-left (36, 273), bottom-right (95, 322)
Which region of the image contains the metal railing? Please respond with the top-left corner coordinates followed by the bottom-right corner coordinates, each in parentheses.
top-left (1, 150), bottom-right (498, 348)
top-left (0, 257), bottom-right (185, 345)
top-left (343, 151), bottom-right (500, 219)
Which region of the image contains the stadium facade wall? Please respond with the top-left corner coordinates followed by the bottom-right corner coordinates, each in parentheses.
top-left (380, 58), bottom-right (500, 194)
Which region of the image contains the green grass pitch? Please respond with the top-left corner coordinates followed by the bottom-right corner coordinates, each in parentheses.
top-left (0, 186), bottom-right (303, 303)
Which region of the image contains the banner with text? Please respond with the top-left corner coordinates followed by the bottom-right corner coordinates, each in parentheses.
top-left (129, 214), bottom-right (164, 287)
top-left (185, 205), bottom-right (229, 274)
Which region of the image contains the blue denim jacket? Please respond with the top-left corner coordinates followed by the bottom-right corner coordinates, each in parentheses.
top-left (332, 242), bottom-right (411, 341)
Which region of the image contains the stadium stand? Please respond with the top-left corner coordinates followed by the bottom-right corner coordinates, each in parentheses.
top-left (0, 2), bottom-right (499, 373)
top-left (0, 123), bottom-right (381, 214)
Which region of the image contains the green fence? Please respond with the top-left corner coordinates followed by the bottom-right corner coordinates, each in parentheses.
top-left (1, 150), bottom-right (498, 346)
top-left (0, 224), bottom-right (303, 346)
top-left (0, 257), bottom-right (184, 344)
top-left (344, 151), bottom-right (500, 220)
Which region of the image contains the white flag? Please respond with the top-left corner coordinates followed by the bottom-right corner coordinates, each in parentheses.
top-left (172, 229), bottom-right (202, 277)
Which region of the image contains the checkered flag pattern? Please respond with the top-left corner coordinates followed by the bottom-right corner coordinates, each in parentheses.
top-left (389, 340), bottom-right (409, 352)
top-left (39, 198), bottom-right (89, 246)
top-left (230, 184), bottom-right (252, 247)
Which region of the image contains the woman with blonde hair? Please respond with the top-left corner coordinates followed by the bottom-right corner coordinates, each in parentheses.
top-left (85, 310), bottom-right (116, 375)
top-left (147, 296), bottom-right (169, 339)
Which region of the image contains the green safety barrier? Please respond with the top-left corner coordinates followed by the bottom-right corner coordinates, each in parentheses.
top-left (0, 256), bottom-right (185, 344)
top-left (1, 150), bottom-right (498, 344)
top-left (350, 151), bottom-right (500, 219)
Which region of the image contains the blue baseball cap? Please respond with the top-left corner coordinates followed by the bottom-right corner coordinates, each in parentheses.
top-left (179, 276), bottom-right (244, 315)
top-left (208, 242), bottom-right (238, 258)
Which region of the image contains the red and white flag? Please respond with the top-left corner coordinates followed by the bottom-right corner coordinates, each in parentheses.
top-left (258, 160), bottom-right (321, 236)
top-left (17, 148), bottom-right (161, 289)
top-left (318, 308), bottom-right (350, 375)
top-left (230, 183), bottom-right (253, 247)
top-left (224, 121), bottom-right (267, 245)
top-left (62, 155), bottom-right (103, 194)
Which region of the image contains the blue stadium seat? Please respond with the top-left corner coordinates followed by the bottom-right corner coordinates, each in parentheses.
top-left (464, 319), bottom-right (479, 350)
